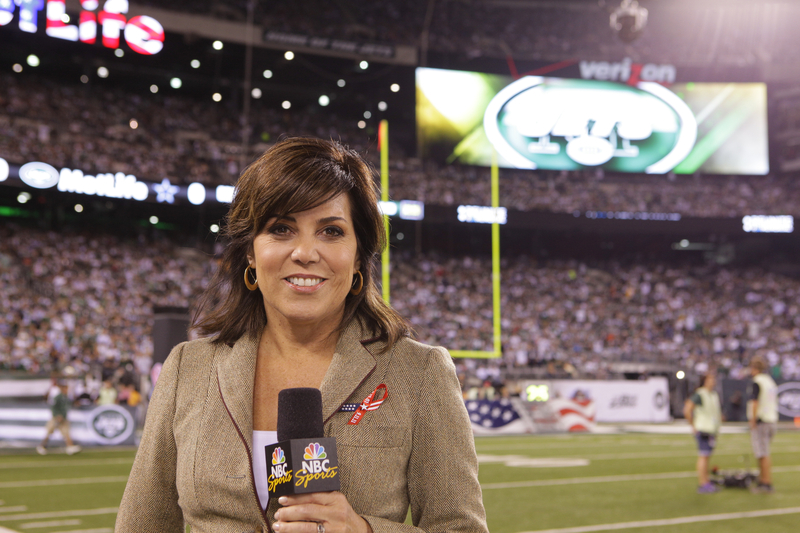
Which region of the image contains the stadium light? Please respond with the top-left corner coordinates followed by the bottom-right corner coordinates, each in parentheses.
top-left (74, 204), bottom-right (83, 213)
top-left (357, 120), bottom-right (366, 129)
top-left (251, 88), bottom-right (262, 99)
top-left (284, 51), bottom-right (294, 60)
top-left (210, 224), bottom-right (220, 233)
top-left (12, 64), bottom-right (22, 73)
top-left (390, 83), bottom-right (400, 92)
top-left (337, 79), bottom-right (346, 87)
top-left (187, 183), bottom-right (206, 205)
top-left (363, 111), bottom-right (371, 119)
top-left (263, 69), bottom-right (273, 78)
top-left (150, 85), bottom-right (159, 93)
top-left (676, 371), bottom-right (685, 379)
top-left (378, 101), bottom-right (387, 111)
top-left (149, 216), bottom-right (159, 225)
top-left (212, 93), bottom-right (222, 102)
top-left (129, 119), bottom-right (138, 129)
top-left (212, 40), bottom-right (223, 50)
top-left (115, 49), bottom-right (124, 58)
top-left (282, 100), bottom-right (291, 109)
top-left (27, 55), bottom-right (40, 67)
top-left (191, 60), bottom-right (200, 68)
top-left (81, 75), bottom-right (89, 84)
top-left (17, 192), bottom-right (31, 204)
top-left (359, 61), bottom-right (369, 70)
top-left (170, 78), bottom-right (182, 89)
top-left (97, 66), bottom-right (109, 78)
top-left (318, 95), bottom-right (330, 107)
top-left (610, 0), bottom-right (648, 43)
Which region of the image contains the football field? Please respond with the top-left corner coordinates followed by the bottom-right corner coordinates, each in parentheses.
top-left (0, 429), bottom-right (798, 533)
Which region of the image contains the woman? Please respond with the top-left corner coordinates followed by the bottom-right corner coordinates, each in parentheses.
top-left (116, 138), bottom-right (488, 533)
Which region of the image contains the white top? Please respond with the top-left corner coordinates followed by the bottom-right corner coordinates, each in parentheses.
top-left (252, 430), bottom-right (279, 510)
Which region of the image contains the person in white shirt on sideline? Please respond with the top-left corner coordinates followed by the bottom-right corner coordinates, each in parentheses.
top-left (684, 372), bottom-right (722, 494)
top-left (747, 356), bottom-right (779, 493)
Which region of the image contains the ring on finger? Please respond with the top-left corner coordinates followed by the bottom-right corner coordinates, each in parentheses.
top-left (317, 522), bottom-right (325, 533)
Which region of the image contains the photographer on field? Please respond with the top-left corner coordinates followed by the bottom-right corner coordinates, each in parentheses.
top-left (684, 373), bottom-right (722, 494)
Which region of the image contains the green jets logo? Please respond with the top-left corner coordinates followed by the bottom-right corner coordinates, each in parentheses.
top-left (483, 77), bottom-right (697, 174)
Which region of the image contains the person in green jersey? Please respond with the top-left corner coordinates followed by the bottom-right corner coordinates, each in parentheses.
top-left (684, 373), bottom-right (722, 493)
top-left (37, 382), bottom-right (81, 456)
top-left (747, 356), bottom-right (778, 493)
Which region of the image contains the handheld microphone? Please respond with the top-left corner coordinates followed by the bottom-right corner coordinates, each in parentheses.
top-left (265, 388), bottom-right (340, 497)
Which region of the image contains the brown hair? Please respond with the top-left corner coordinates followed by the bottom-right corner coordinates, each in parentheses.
top-left (192, 137), bottom-right (410, 349)
top-left (749, 356), bottom-right (767, 373)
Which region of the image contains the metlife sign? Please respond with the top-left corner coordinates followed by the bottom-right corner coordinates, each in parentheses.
top-left (0, 0), bottom-right (165, 55)
top-left (1, 156), bottom-right (235, 206)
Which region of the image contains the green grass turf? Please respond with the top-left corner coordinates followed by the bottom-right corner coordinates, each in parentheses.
top-left (0, 430), bottom-right (798, 532)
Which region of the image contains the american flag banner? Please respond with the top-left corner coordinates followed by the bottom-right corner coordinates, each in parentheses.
top-left (466, 398), bottom-right (531, 435)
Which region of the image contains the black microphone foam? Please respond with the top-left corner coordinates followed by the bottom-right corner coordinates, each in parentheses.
top-left (277, 388), bottom-right (324, 442)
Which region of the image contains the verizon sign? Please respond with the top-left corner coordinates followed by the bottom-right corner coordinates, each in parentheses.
top-left (0, 0), bottom-right (164, 55)
top-left (579, 58), bottom-right (676, 85)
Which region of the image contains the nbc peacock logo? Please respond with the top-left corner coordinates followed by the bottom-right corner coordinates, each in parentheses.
top-left (268, 446), bottom-right (291, 491)
top-left (303, 443), bottom-right (327, 460)
top-left (272, 447), bottom-right (285, 466)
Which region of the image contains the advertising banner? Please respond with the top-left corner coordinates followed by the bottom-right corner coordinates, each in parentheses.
top-left (467, 378), bottom-right (669, 434)
top-left (417, 67), bottom-right (768, 175)
top-left (721, 379), bottom-right (800, 422)
top-left (0, 405), bottom-right (137, 445)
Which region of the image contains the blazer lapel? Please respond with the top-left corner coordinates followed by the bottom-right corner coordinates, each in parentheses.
top-left (215, 334), bottom-right (259, 452)
top-left (320, 321), bottom-right (379, 423)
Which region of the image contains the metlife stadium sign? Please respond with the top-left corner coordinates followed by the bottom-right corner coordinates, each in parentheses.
top-left (0, 0), bottom-right (165, 55)
top-left (0, 156), bottom-right (234, 205)
top-left (417, 67), bottom-right (769, 175)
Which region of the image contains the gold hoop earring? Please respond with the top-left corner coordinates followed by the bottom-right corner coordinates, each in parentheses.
top-left (350, 271), bottom-right (363, 296)
top-left (244, 266), bottom-right (258, 291)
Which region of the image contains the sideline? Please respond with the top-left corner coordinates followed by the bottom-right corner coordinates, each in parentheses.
top-left (0, 508), bottom-right (118, 523)
top-left (483, 465), bottom-right (800, 489)
top-left (516, 506), bottom-right (800, 533)
top-left (0, 477), bottom-right (128, 489)
top-left (0, 458), bottom-right (133, 469)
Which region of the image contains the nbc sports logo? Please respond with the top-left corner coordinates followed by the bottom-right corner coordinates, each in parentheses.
top-left (272, 447), bottom-right (285, 465)
top-left (303, 443), bottom-right (327, 460)
top-left (301, 443), bottom-right (331, 474)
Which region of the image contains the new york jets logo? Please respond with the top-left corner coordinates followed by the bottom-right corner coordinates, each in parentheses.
top-left (483, 77), bottom-right (696, 174)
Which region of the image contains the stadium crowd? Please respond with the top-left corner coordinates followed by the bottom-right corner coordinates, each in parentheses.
top-left (134, 0), bottom-right (798, 67)
top-left (1, 225), bottom-right (798, 385)
top-left (3, 72), bottom-right (800, 219)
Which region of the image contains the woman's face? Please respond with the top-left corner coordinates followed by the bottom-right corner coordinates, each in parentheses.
top-left (248, 194), bottom-right (360, 331)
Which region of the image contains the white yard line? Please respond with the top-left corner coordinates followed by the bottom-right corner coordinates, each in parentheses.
top-left (483, 465), bottom-right (800, 490)
top-left (0, 508), bottom-right (117, 523)
top-left (0, 459), bottom-right (133, 470)
top-left (0, 527), bottom-right (19, 533)
top-left (0, 477), bottom-right (128, 489)
top-left (0, 509), bottom-right (27, 515)
top-left (584, 447), bottom-right (800, 461)
top-left (20, 519), bottom-right (81, 529)
top-left (516, 506), bottom-right (800, 533)
top-left (55, 529), bottom-right (113, 533)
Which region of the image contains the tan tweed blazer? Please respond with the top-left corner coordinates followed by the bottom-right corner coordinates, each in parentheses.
top-left (115, 321), bottom-right (488, 533)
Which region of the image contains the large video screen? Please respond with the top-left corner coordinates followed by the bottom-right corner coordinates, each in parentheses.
top-left (416, 68), bottom-right (769, 175)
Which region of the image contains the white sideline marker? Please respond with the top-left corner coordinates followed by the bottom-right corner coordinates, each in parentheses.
top-left (517, 507), bottom-right (800, 533)
top-left (0, 477), bottom-right (128, 489)
top-left (484, 465), bottom-right (800, 490)
top-left (19, 519), bottom-right (81, 529)
top-left (0, 508), bottom-right (117, 522)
